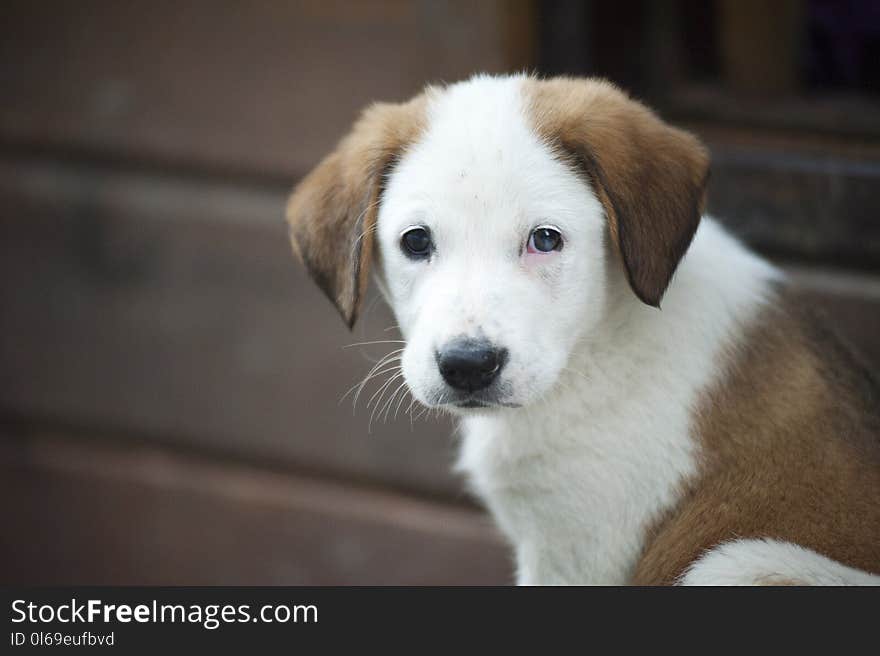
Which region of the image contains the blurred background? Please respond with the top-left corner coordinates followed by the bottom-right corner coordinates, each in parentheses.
top-left (1, 0), bottom-right (879, 585)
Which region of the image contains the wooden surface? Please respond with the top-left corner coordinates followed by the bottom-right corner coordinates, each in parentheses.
top-left (0, 429), bottom-right (510, 585)
top-left (709, 146), bottom-right (880, 266)
top-left (0, 0), bottom-right (532, 179)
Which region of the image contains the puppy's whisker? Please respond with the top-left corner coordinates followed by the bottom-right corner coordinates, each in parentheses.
top-left (343, 340), bottom-right (407, 349)
top-left (412, 403), bottom-right (429, 423)
top-left (346, 351), bottom-right (405, 409)
top-left (383, 379), bottom-right (409, 423)
top-left (392, 383), bottom-right (413, 421)
top-left (339, 356), bottom-right (402, 405)
top-left (381, 377), bottom-right (405, 414)
top-left (366, 370), bottom-right (404, 411)
top-left (367, 371), bottom-right (405, 433)
top-left (347, 205), bottom-right (380, 261)
top-left (356, 345), bottom-right (406, 366)
top-left (339, 361), bottom-right (398, 406)
top-left (406, 397), bottom-right (422, 430)
top-left (430, 393), bottom-right (447, 421)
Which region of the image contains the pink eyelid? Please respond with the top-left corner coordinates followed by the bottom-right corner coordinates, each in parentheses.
top-left (525, 238), bottom-right (551, 255)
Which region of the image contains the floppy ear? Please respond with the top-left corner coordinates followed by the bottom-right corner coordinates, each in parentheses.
top-left (526, 78), bottom-right (709, 307)
top-left (286, 96), bottom-right (427, 328)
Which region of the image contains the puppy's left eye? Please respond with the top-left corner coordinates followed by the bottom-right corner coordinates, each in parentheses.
top-left (528, 226), bottom-right (563, 253)
top-left (401, 226), bottom-right (432, 259)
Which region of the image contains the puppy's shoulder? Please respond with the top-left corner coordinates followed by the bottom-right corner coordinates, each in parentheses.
top-left (632, 286), bottom-right (880, 584)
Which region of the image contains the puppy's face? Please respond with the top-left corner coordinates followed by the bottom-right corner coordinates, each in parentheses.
top-left (288, 75), bottom-right (708, 414)
top-left (376, 80), bottom-right (607, 410)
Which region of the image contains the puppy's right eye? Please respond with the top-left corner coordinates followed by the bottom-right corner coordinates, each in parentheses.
top-left (400, 227), bottom-right (432, 259)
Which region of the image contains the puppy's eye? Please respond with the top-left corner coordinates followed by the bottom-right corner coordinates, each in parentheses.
top-left (528, 226), bottom-right (563, 253)
top-left (401, 226), bottom-right (432, 259)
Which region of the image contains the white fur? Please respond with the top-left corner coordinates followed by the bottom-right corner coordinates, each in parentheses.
top-left (454, 218), bottom-right (776, 584)
top-left (681, 539), bottom-right (880, 585)
top-left (373, 74), bottom-right (871, 585)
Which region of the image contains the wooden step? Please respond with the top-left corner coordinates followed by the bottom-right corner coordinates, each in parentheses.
top-left (0, 429), bottom-right (511, 585)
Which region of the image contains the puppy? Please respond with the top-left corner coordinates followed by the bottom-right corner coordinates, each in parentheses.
top-left (286, 74), bottom-right (880, 585)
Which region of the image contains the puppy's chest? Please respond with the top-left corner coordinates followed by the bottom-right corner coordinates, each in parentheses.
top-left (456, 407), bottom-right (700, 584)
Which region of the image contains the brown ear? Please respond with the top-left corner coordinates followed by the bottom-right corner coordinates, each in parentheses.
top-left (286, 96), bottom-right (427, 328)
top-left (526, 78), bottom-right (709, 307)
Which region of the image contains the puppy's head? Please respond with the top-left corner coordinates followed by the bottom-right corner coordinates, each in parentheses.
top-left (288, 75), bottom-right (708, 412)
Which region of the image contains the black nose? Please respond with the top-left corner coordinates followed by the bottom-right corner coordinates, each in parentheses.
top-left (436, 339), bottom-right (508, 393)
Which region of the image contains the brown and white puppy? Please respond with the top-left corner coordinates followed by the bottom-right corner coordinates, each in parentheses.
top-left (287, 74), bottom-right (880, 585)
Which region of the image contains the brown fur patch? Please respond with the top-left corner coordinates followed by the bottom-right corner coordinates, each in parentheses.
top-left (632, 290), bottom-right (880, 584)
top-left (755, 578), bottom-right (807, 586)
top-left (523, 77), bottom-right (709, 307)
top-left (286, 92), bottom-right (429, 327)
